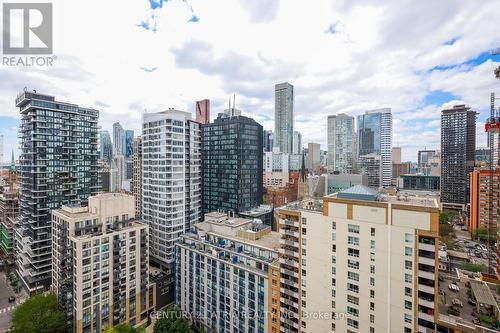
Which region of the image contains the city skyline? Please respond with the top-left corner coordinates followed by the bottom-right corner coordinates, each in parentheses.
top-left (1, 1), bottom-right (500, 162)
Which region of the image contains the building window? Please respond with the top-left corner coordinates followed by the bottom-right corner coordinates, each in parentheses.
top-left (370, 302), bottom-right (375, 310)
top-left (370, 240), bottom-right (376, 249)
top-left (405, 274), bottom-right (412, 283)
top-left (404, 314), bottom-right (412, 323)
top-left (348, 224), bottom-right (360, 234)
top-left (405, 301), bottom-right (412, 310)
top-left (332, 221), bottom-right (336, 230)
top-left (405, 233), bottom-right (413, 243)
top-left (405, 287), bottom-right (412, 297)
top-left (405, 260), bottom-right (412, 270)
top-left (370, 265), bottom-right (375, 274)
top-left (370, 290), bottom-right (375, 298)
top-left (405, 247), bottom-right (412, 256)
top-left (371, 227), bottom-right (375, 236)
top-left (370, 277), bottom-right (375, 286)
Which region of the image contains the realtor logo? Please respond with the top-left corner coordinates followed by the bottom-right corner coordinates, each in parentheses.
top-left (2, 3), bottom-right (53, 54)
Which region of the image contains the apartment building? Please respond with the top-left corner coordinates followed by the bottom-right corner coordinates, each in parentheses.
top-left (132, 136), bottom-right (142, 218)
top-left (276, 185), bottom-right (439, 333)
top-left (469, 168), bottom-right (499, 234)
top-left (16, 91), bottom-right (99, 292)
top-left (358, 153), bottom-right (382, 188)
top-left (175, 212), bottom-right (281, 333)
top-left (51, 193), bottom-right (155, 333)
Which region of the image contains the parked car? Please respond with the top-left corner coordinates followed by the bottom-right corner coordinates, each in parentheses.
top-left (468, 297), bottom-right (476, 306)
top-left (448, 284), bottom-right (460, 292)
top-left (8, 296), bottom-right (15, 303)
top-left (452, 298), bottom-right (463, 307)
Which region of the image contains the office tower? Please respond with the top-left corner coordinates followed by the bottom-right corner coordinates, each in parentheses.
top-left (142, 109), bottom-right (201, 281)
top-left (132, 137), bottom-right (142, 218)
top-left (293, 130), bottom-right (302, 154)
top-left (124, 130), bottom-right (134, 158)
top-left (276, 186), bottom-right (439, 333)
top-left (175, 212), bottom-right (280, 333)
top-left (392, 146), bottom-right (402, 164)
top-left (113, 122), bottom-right (124, 155)
top-left (202, 113), bottom-right (263, 214)
top-left (52, 193), bottom-right (156, 333)
top-left (0, 153), bottom-right (19, 257)
top-left (15, 91), bottom-right (99, 292)
top-left (99, 130), bottom-right (113, 163)
top-left (274, 82), bottom-right (294, 153)
top-left (98, 160), bottom-right (111, 192)
top-left (441, 105), bottom-right (477, 209)
top-left (307, 143), bottom-right (320, 172)
top-left (358, 153), bottom-right (382, 188)
top-left (469, 168), bottom-right (499, 233)
top-left (263, 130), bottom-right (274, 152)
top-left (195, 99), bottom-right (210, 124)
top-left (357, 109), bottom-right (392, 187)
top-left (327, 114), bottom-right (355, 174)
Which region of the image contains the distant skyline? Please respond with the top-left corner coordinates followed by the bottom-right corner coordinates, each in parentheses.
top-left (1, 0), bottom-right (500, 162)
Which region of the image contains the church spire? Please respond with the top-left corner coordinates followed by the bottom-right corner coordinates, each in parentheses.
top-left (9, 150), bottom-right (16, 172)
top-left (300, 151), bottom-right (307, 182)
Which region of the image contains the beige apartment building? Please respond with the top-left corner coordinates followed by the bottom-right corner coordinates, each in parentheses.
top-left (276, 185), bottom-right (439, 333)
top-left (51, 193), bottom-right (155, 333)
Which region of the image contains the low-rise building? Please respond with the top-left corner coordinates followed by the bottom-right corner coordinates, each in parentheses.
top-left (398, 174), bottom-right (440, 191)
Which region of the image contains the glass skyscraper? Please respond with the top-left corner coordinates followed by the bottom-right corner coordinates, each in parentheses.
top-left (15, 91), bottom-right (99, 292)
top-left (357, 109), bottom-right (392, 187)
top-left (202, 113), bottom-right (263, 214)
top-left (124, 129), bottom-right (134, 158)
top-left (99, 130), bottom-right (113, 163)
top-left (328, 113), bottom-right (355, 174)
top-left (113, 122), bottom-right (124, 155)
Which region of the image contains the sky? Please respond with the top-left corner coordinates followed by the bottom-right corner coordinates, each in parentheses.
top-left (1, 0), bottom-right (500, 163)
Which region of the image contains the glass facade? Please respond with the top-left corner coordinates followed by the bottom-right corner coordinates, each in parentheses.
top-left (202, 114), bottom-right (263, 214)
top-left (15, 91), bottom-right (99, 291)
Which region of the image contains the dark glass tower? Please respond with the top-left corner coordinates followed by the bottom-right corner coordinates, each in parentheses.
top-left (441, 105), bottom-right (477, 209)
top-left (15, 91), bottom-right (99, 292)
top-left (202, 113), bottom-right (263, 214)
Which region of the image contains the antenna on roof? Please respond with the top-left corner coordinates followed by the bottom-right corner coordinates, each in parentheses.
top-left (233, 93), bottom-right (236, 110)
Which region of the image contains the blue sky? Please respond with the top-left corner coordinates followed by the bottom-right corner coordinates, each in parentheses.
top-left (1, 0), bottom-right (500, 163)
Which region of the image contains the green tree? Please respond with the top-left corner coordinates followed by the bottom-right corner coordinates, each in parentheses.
top-left (439, 212), bottom-right (449, 224)
top-left (472, 227), bottom-right (496, 242)
top-left (10, 293), bottom-right (66, 333)
top-left (460, 262), bottom-right (487, 272)
top-left (153, 308), bottom-right (191, 333)
top-left (104, 323), bottom-right (138, 333)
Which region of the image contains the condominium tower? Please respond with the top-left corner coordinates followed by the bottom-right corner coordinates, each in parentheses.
top-left (113, 122), bottom-right (124, 155)
top-left (195, 99), bottom-right (210, 124)
top-left (51, 193), bottom-right (155, 333)
top-left (15, 91), bottom-right (99, 292)
top-left (132, 137), bottom-right (143, 219)
top-left (440, 105), bottom-right (476, 209)
top-left (99, 130), bottom-right (113, 163)
top-left (276, 185), bottom-right (439, 333)
top-left (327, 114), bottom-right (355, 174)
top-left (142, 109), bottom-right (202, 275)
top-left (293, 131), bottom-right (302, 154)
top-left (274, 82), bottom-right (294, 153)
top-left (357, 109), bottom-right (392, 187)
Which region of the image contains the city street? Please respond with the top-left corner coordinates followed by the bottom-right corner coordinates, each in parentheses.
top-left (0, 271), bottom-right (27, 332)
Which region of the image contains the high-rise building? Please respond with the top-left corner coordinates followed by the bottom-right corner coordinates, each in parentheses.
top-left (263, 130), bottom-right (274, 152)
top-left (175, 212), bottom-right (280, 333)
top-left (274, 82), bottom-right (294, 153)
top-left (202, 113), bottom-right (263, 214)
top-left (51, 193), bottom-right (156, 333)
top-left (358, 153), bottom-right (382, 188)
top-left (113, 122), bottom-right (124, 155)
top-left (132, 137), bottom-right (142, 218)
top-left (142, 109), bottom-right (202, 289)
top-left (15, 91), bottom-right (99, 292)
top-left (307, 143), bottom-right (320, 172)
top-left (357, 108), bottom-right (392, 187)
top-left (392, 146), bottom-right (402, 164)
top-left (418, 150), bottom-right (440, 174)
top-left (124, 130), bottom-right (134, 158)
top-left (99, 130), bottom-right (113, 163)
top-left (276, 186), bottom-right (439, 332)
top-left (293, 130), bottom-right (302, 154)
top-left (0, 153), bottom-right (19, 257)
top-left (111, 154), bottom-right (126, 191)
top-left (469, 168), bottom-right (499, 233)
top-left (441, 105), bottom-right (477, 209)
top-left (195, 99), bottom-right (210, 124)
top-left (327, 114), bottom-right (355, 174)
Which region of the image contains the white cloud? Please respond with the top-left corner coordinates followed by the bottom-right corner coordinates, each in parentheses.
top-left (0, 0), bottom-right (499, 162)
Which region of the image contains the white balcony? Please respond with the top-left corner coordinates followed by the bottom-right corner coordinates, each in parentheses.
top-left (418, 284), bottom-right (435, 294)
top-left (418, 298), bottom-right (435, 309)
top-left (418, 270), bottom-right (435, 280)
top-left (418, 256), bottom-right (435, 266)
top-left (418, 311), bottom-right (435, 323)
top-left (418, 242), bottom-right (435, 252)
